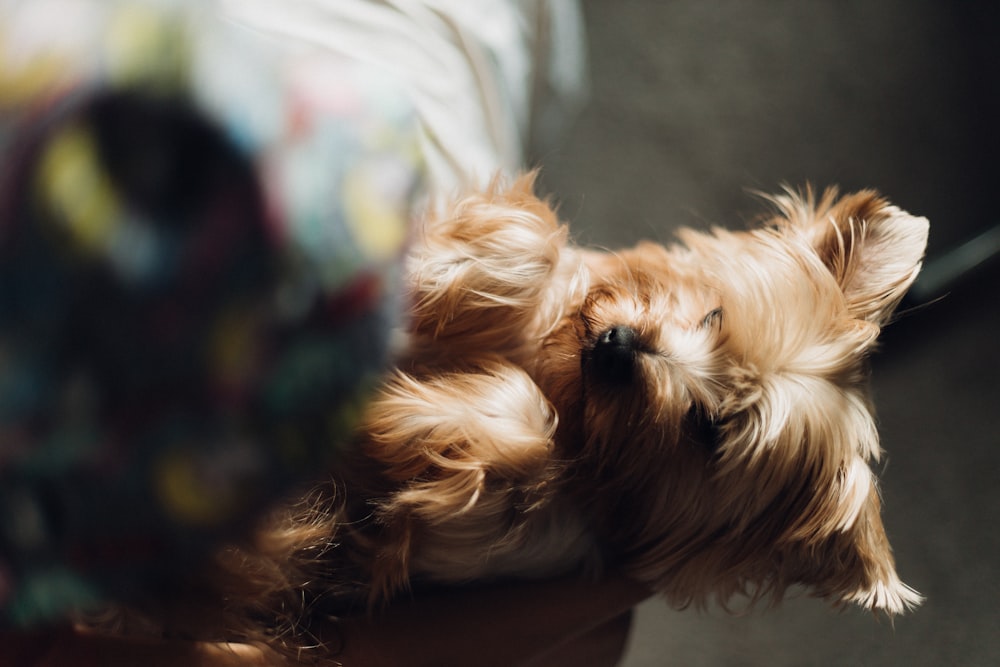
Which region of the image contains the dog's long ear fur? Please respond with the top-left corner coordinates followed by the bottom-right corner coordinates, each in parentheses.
top-left (776, 461), bottom-right (924, 615)
top-left (770, 188), bottom-right (929, 325)
top-left (725, 189), bottom-right (928, 614)
top-left (713, 386), bottom-right (922, 615)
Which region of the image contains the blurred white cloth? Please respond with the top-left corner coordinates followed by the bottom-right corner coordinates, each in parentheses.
top-left (220, 0), bottom-right (588, 200)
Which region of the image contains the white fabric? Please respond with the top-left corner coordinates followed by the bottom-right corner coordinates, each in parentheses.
top-left (218, 0), bottom-right (588, 200)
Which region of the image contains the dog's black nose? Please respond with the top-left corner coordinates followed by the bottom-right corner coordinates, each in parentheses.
top-left (589, 325), bottom-right (640, 384)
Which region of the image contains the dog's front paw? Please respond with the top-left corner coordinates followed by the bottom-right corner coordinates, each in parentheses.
top-left (408, 173), bottom-right (575, 358)
top-left (363, 357), bottom-right (557, 487)
top-left (360, 356), bottom-right (561, 599)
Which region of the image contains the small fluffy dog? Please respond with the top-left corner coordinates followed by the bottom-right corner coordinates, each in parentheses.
top-left (201, 174), bottom-right (926, 654)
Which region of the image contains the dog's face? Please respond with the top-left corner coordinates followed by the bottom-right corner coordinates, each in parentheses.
top-left (538, 190), bottom-right (927, 614)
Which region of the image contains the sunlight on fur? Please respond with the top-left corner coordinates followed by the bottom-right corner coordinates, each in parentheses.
top-left (124, 173), bottom-right (927, 659)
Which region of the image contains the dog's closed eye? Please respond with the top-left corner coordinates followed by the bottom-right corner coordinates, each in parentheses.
top-left (702, 307), bottom-right (723, 330)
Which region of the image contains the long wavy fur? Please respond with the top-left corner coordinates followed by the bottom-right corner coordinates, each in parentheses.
top-left (110, 173), bottom-right (927, 660)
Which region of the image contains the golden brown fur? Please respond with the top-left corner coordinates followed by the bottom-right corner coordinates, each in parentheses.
top-left (153, 174), bottom-right (926, 658)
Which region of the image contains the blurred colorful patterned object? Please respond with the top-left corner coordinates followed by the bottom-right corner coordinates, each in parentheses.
top-left (0, 0), bottom-right (423, 626)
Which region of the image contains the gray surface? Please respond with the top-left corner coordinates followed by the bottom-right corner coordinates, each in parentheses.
top-left (538, 2), bottom-right (1000, 665)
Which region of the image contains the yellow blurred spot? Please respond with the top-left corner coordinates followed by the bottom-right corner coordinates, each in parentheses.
top-left (0, 52), bottom-right (71, 107)
top-left (343, 165), bottom-right (408, 262)
top-left (35, 124), bottom-right (121, 254)
top-left (106, 5), bottom-right (189, 90)
top-left (154, 449), bottom-right (236, 526)
top-left (0, 25), bottom-right (73, 106)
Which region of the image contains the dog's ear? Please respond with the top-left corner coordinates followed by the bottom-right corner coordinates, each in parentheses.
top-left (775, 189), bottom-right (929, 325)
top-left (782, 464), bottom-right (923, 615)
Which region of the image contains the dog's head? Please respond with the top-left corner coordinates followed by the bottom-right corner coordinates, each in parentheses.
top-left (539, 189), bottom-right (927, 614)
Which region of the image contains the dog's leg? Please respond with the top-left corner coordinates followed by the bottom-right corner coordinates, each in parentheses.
top-left (407, 174), bottom-right (583, 361)
top-left (359, 357), bottom-right (563, 601)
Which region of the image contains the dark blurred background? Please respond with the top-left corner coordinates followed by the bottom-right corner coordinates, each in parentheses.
top-left (538, 2), bottom-right (1000, 665)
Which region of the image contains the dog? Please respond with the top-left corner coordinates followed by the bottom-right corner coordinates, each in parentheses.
top-left (190, 173), bottom-right (926, 656)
